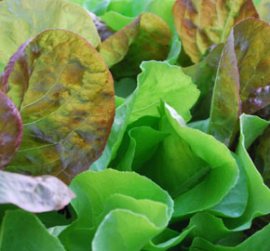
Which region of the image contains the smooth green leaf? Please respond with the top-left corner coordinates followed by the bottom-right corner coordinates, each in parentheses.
top-left (189, 213), bottom-right (243, 244)
top-left (190, 223), bottom-right (270, 251)
top-left (60, 169), bottom-right (173, 251)
top-left (225, 114), bottom-right (270, 230)
top-left (163, 104), bottom-right (238, 217)
top-left (0, 210), bottom-right (65, 251)
top-left (92, 209), bottom-right (160, 251)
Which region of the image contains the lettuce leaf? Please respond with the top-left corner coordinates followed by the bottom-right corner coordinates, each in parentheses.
top-left (1, 29), bottom-right (115, 183)
top-left (173, 0), bottom-right (258, 63)
top-left (59, 169), bottom-right (173, 251)
top-left (0, 0), bottom-right (100, 72)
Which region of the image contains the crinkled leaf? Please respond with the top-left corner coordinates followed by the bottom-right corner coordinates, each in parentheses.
top-left (190, 223), bottom-right (270, 251)
top-left (224, 114), bottom-right (270, 230)
top-left (173, 0), bottom-right (258, 62)
top-left (0, 91), bottom-right (22, 168)
top-left (0, 210), bottom-right (66, 251)
top-left (0, 0), bottom-right (100, 71)
top-left (163, 104), bottom-right (238, 217)
top-left (0, 170), bottom-right (74, 212)
top-left (2, 29), bottom-right (115, 183)
top-left (129, 61), bottom-right (200, 124)
top-left (208, 32), bottom-right (241, 146)
top-left (91, 61), bottom-right (199, 171)
top-left (60, 169), bottom-right (173, 251)
top-left (99, 13), bottom-right (171, 77)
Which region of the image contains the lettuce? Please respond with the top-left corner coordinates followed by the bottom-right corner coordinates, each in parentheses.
top-left (1, 0), bottom-right (270, 250)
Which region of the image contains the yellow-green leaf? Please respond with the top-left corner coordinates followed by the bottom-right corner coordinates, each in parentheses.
top-left (2, 29), bottom-right (115, 183)
top-left (0, 0), bottom-right (100, 71)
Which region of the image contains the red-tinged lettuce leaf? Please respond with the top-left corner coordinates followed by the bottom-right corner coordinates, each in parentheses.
top-left (0, 91), bottom-right (22, 168)
top-left (208, 33), bottom-right (241, 146)
top-left (0, 170), bottom-right (74, 212)
top-left (233, 18), bottom-right (270, 115)
top-left (1, 29), bottom-right (115, 183)
top-left (0, 0), bottom-right (100, 71)
top-left (99, 13), bottom-right (171, 78)
top-left (173, 0), bottom-right (258, 63)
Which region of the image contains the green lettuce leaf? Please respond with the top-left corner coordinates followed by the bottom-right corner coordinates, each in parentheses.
top-left (0, 0), bottom-right (100, 72)
top-left (91, 61), bottom-right (199, 170)
top-left (2, 29), bottom-right (115, 183)
top-left (0, 210), bottom-right (65, 251)
top-left (189, 213), bottom-right (244, 244)
top-left (59, 169), bottom-right (173, 251)
top-left (173, 0), bottom-right (258, 62)
top-left (190, 223), bottom-right (270, 251)
top-left (162, 104), bottom-right (239, 217)
top-left (225, 114), bottom-right (270, 230)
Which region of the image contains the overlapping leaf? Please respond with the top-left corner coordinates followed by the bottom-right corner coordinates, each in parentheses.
top-left (0, 210), bottom-right (66, 251)
top-left (91, 61), bottom-right (200, 171)
top-left (173, 0), bottom-right (258, 62)
top-left (0, 0), bottom-right (100, 72)
top-left (149, 104), bottom-right (238, 217)
top-left (208, 33), bottom-right (240, 146)
top-left (99, 13), bottom-right (171, 77)
top-left (225, 114), bottom-right (270, 230)
top-left (1, 29), bottom-right (115, 183)
top-left (0, 91), bottom-right (22, 168)
top-left (59, 169), bottom-right (173, 251)
top-left (233, 18), bottom-right (270, 115)
top-left (0, 171), bottom-right (74, 212)
top-left (183, 44), bottom-right (224, 120)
